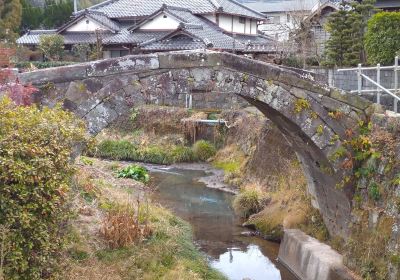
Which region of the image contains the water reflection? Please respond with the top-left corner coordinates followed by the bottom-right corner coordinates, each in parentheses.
top-left (150, 167), bottom-right (296, 280)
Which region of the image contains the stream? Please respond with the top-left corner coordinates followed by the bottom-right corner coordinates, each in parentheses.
top-left (149, 165), bottom-right (297, 280)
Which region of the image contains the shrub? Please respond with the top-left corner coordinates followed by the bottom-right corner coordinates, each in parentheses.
top-left (100, 203), bottom-right (151, 249)
top-left (192, 140), bottom-right (216, 161)
top-left (38, 34), bottom-right (64, 61)
top-left (365, 12), bottom-right (400, 65)
top-left (95, 140), bottom-right (137, 160)
top-left (117, 165), bottom-right (150, 183)
top-left (138, 145), bottom-right (173, 164)
top-left (171, 145), bottom-right (195, 162)
top-left (0, 97), bottom-right (87, 279)
top-left (233, 187), bottom-right (266, 218)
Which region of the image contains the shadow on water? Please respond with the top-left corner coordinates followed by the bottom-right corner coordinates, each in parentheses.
top-left (149, 166), bottom-right (297, 280)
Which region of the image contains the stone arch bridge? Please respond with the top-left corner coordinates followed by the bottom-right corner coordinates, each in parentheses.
top-left (19, 50), bottom-right (378, 237)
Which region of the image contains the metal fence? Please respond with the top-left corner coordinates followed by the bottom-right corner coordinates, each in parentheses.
top-left (338, 56), bottom-right (400, 112)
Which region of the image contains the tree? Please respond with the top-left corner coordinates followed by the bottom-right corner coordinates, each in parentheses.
top-left (72, 43), bottom-right (91, 61)
top-left (39, 34), bottom-right (64, 61)
top-left (365, 12), bottom-right (400, 65)
top-left (324, 0), bottom-right (376, 67)
top-left (0, 0), bottom-right (22, 43)
top-left (42, 0), bottom-right (73, 28)
top-left (20, 0), bottom-right (44, 32)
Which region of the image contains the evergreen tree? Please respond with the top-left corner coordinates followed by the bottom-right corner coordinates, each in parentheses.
top-left (324, 0), bottom-right (376, 67)
top-left (20, 0), bottom-right (43, 32)
top-left (42, 0), bottom-right (73, 28)
top-left (0, 0), bottom-right (22, 43)
top-left (325, 1), bottom-right (351, 67)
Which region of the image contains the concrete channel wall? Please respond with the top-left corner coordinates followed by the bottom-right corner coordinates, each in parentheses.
top-left (278, 229), bottom-right (357, 280)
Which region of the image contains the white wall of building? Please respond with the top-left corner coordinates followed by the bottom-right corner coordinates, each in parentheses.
top-left (139, 13), bottom-right (180, 30)
top-left (218, 14), bottom-right (257, 35)
top-left (258, 11), bottom-right (295, 41)
top-left (66, 17), bottom-right (105, 32)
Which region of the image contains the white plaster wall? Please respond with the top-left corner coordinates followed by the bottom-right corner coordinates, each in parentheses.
top-left (232, 16), bottom-right (246, 33)
top-left (251, 20), bottom-right (257, 35)
top-left (218, 14), bottom-right (257, 34)
top-left (245, 18), bottom-right (251, 34)
top-left (202, 14), bottom-right (216, 23)
top-left (140, 13), bottom-right (180, 30)
top-left (258, 12), bottom-right (294, 41)
top-left (66, 17), bottom-right (105, 32)
top-left (103, 50), bottom-right (111, 59)
top-left (218, 14), bottom-right (233, 32)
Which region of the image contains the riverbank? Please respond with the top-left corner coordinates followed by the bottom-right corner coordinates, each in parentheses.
top-left (60, 157), bottom-right (226, 280)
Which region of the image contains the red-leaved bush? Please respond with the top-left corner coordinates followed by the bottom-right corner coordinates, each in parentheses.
top-left (0, 46), bottom-right (37, 105)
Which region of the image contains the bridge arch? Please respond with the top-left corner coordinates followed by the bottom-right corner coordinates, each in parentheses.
top-left (20, 51), bottom-right (376, 237)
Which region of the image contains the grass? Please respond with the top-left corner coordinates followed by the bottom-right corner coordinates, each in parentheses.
top-left (90, 139), bottom-right (212, 165)
top-left (192, 140), bottom-right (216, 161)
top-left (233, 185), bottom-right (267, 218)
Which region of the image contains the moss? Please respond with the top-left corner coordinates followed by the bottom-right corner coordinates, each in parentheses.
top-left (316, 124), bottom-right (324, 136)
top-left (294, 98), bottom-right (311, 114)
top-left (213, 161), bottom-right (241, 173)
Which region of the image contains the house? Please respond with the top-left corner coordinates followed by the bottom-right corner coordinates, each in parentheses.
top-left (17, 0), bottom-right (276, 58)
top-left (375, 0), bottom-right (400, 11)
top-left (302, 1), bottom-right (338, 56)
top-left (243, 0), bottom-right (321, 41)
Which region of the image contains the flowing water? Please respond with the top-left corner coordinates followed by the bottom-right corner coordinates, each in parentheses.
top-left (149, 166), bottom-right (297, 280)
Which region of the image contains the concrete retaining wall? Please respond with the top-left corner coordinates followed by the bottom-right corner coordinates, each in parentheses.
top-left (278, 229), bottom-right (357, 280)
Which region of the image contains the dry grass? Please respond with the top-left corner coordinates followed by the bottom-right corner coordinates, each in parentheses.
top-left (101, 201), bottom-right (152, 249)
top-left (243, 159), bottom-right (311, 241)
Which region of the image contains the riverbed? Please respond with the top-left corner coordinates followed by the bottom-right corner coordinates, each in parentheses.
top-left (149, 165), bottom-right (297, 280)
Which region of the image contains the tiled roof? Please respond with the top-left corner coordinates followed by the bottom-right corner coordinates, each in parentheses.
top-left (243, 0), bottom-right (319, 13)
top-left (82, 0), bottom-right (265, 19)
top-left (17, 29), bottom-right (170, 45)
top-left (17, 3), bottom-right (273, 52)
top-left (141, 34), bottom-right (206, 50)
top-left (57, 10), bottom-right (121, 33)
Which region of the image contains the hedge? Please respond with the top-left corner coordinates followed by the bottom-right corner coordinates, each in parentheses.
top-left (365, 12), bottom-right (400, 65)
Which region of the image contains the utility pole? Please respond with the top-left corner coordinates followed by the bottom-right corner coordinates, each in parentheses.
top-left (74, 0), bottom-right (78, 13)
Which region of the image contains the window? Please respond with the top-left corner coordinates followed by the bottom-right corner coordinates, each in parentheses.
top-left (239, 17), bottom-right (246, 24)
top-left (110, 50), bottom-right (129, 58)
top-left (273, 16), bottom-right (280, 24)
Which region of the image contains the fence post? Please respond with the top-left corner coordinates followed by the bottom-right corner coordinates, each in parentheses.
top-left (395, 56), bottom-right (398, 113)
top-left (377, 63), bottom-right (381, 105)
top-left (357, 63), bottom-right (362, 95)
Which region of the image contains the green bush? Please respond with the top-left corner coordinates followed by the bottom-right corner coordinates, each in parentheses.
top-left (171, 145), bottom-right (195, 162)
top-left (117, 165), bottom-right (150, 183)
top-left (192, 140), bottom-right (216, 161)
top-left (93, 140), bottom-right (198, 164)
top-left (233, 187), bottom-right (266, 218)
top-left (38, 34), bottom-right (65, 61)
top-left (0, 97), bottom-right (87, 279)
top-left (95, 140), bottom-right (137, 160)
top-left (365, 12), bottom-right (400, 65)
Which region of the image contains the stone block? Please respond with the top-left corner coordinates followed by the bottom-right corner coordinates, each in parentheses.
top-left (87, 54), bottom-right (159, 77)
top-left (19, 63), bottom-right (88, 85)
top-left (158, 51), bottom-right (221, 69)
